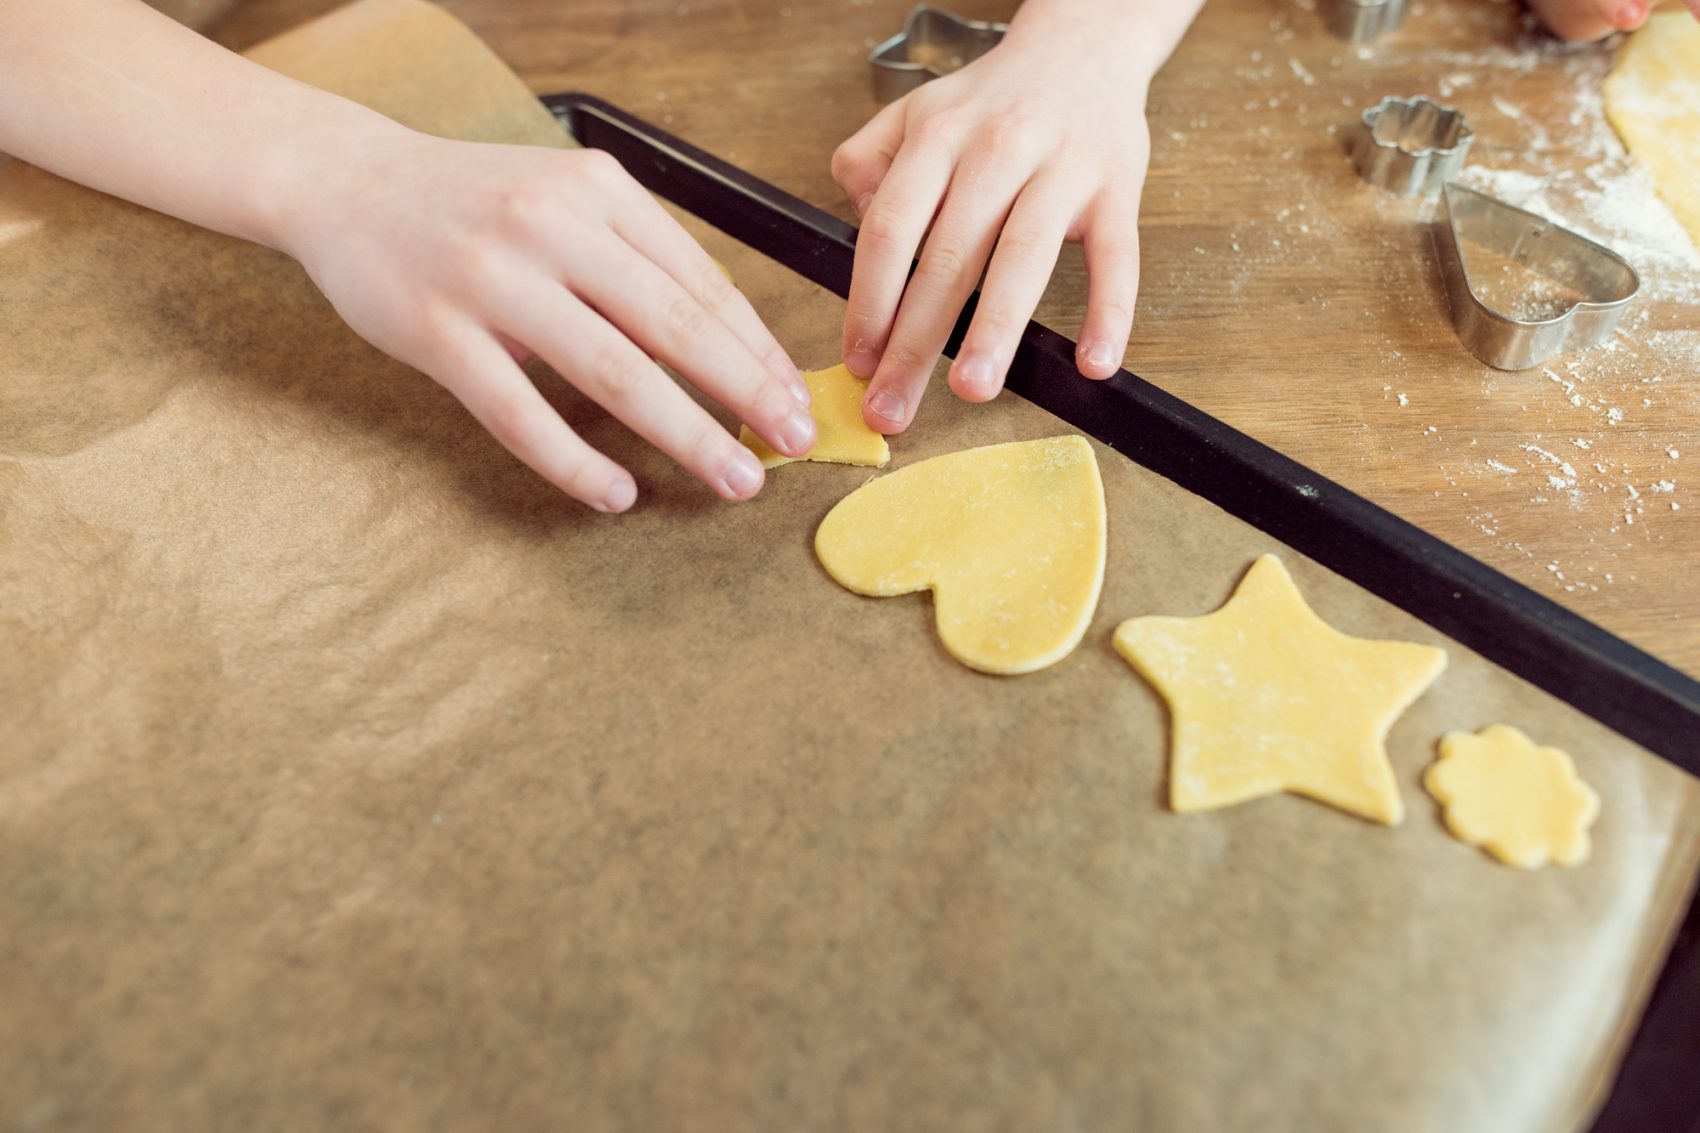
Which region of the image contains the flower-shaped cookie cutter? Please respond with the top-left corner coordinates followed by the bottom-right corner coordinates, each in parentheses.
top-left (1320, 0), bottom-right (1409, 43)
top-left (1435, 183), bottom-right (1640, 371)
top-left (869, 5), bottom-right (1008, 103)
top-left (1350, 95), bottom-right (1475, 199)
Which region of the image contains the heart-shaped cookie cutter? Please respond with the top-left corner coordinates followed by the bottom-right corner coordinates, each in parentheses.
top-left (1435, 183), bottom-right (1641, 371)
top-left (1320, 0), bottom-right (1409, 43)
top-left (1350, 95), bottom-right (1475, 198)
top-left (869, 5), bottom-right (1007, 103)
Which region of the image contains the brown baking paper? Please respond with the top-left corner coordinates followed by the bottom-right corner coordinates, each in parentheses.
top-left (2, 2), bottom-right (1697, 1130)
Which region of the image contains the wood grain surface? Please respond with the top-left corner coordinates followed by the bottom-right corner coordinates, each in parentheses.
top-left (207, 0), bottom-right (1700, 677)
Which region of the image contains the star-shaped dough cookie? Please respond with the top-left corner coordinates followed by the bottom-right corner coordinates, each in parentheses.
top-left (740, 363), bottom-right (889, 469)
top-left (1425, 724), bottom-right (1599, 869)
top-left (1113, 554), bottom-right (1447, 825)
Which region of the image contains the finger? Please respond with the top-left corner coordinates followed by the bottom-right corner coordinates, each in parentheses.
top-left (438, 328), bottom-right (637, 512)
top-left (832, 99), bottom-right (906, 216)
top-left (499, 288), bottom-right (768, 502)
top-left (610, 189), bottom-right (809, 407)
top-left (860, 161), bottom-right (1028, 432)
top-left (947, 176), bottom-right (1075, 403)
top-left (571, 228), bottom-right (815, 460)
top-left (840, 139), bottom-right (955, 381)
top-left (1075, 198), bottom-right (1141, 380)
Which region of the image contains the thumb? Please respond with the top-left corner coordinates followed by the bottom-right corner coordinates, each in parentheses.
top-left (831, 100), bottom-right (906, 217)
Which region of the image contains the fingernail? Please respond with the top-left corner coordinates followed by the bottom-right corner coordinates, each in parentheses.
top-left (600, 479), bottom-right (637, 513)
top-left (856, 192), bottom-right (874, 216)
top-left (780, 409), bottom-right (816, 455)
top-left (1084, 341), bottom-right (1117, 373)
top-left (787, 370), bottom-right (812, 407)
top-left (722, 450), bottom-right (763, 499)
top-left (867, 389), bottom-right (906, 424)
top-left (1613, 0), bottom-right (1646, 26)
top-left (846, 349), bottom-right (879, 378)
top-left (956, 354), bottom-right (997, 396)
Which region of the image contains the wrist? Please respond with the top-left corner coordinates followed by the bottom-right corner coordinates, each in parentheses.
top-left (1004, 0), bottom-right (1188, 88)
top-left (246, 94), bottom-right (414, 257)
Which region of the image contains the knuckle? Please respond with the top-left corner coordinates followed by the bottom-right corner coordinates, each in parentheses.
top-left (912, 111), bottom-right (961, 148)
top-left (494, 183), bottom-right (556, 234)
top-left (881, 339), bottom-right (932, 374)
top-left (663, 291), bottom-right (711, 343)
top-left (1090, 294), bottom-right (1136, 321)
top-left (411, 304), bottom-right (462, 361)
top-left (977, 116), bottom-right (1032, 160)
top-left (573, 148), bottom-right (625, 187)
top-left (856, 213), bottom-right (907, 255)
top-left (698, 259), bottom-right (737, 308)
top-left (971, 302), bottom-right (1021, 334)
top-left (917, 239), bottom-right (968, 285)
top-left (830, 140), bottom-right (862, 184)
top-left (586, 342), bottom-right (645, 407)
top-left (996, 225), bottom-right (1052, 263)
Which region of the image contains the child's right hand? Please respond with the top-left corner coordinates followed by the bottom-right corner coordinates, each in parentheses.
top-left (280, 130), bottom-right (816, 513)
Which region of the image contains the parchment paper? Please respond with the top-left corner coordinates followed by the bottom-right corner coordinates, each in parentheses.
top-left (3, 3), bottom-right (1697, 1131)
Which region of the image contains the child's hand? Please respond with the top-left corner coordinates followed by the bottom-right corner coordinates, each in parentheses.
top-left (0, 0), bottom-right (815, 513)
top-left (284, 132), bottom-right (814, 512)
top-left (1527, 0), bottom-right (1697, 39)
top-left (831, 0), bottom-right (1202, 435)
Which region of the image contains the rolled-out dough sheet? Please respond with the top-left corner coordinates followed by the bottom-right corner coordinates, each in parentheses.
top-left (1604, 11), bottom-right (1700, 247)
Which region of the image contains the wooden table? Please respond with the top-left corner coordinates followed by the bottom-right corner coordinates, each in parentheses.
top-left (210, 0), bottom-right (1700, 676)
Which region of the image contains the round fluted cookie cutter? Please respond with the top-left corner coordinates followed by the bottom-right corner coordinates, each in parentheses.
top-left (1350, 95), bottom-right (1475, 199)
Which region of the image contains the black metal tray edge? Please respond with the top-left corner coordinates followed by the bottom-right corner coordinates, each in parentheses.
top-left (543, 91), bottom-right (1700, 1133)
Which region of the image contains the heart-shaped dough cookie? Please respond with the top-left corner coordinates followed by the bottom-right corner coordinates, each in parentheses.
top-left (814, 435), bottom-right (1106, 675)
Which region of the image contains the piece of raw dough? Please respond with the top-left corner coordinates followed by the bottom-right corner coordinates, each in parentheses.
top-left (1113, 554), bottom-right (1447, 825)
top-left (815, 435), bottom-right (1106, 675)
top-left (1603, 11), bottom-right (1700, 247)
top-left (1424, 724), bottom-right (1599, 869)
top-left (740, 363), bottom-right (889, 469)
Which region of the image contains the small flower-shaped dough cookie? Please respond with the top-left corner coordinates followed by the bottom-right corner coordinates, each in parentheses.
top-left (1425, 724), bottom-right (1600, 869)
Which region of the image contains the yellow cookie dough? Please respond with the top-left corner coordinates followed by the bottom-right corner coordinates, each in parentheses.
top-left (814, 435), bottom-right (1106, 675)
top-left (1425, 724), bottom-right (1600, 869)
top-left (740, 363), bottom-right (890, 470)
top-left (1114, 555), bottom-right (1447, 825)
top-left (1604, 11), bottom-right (1700, 247)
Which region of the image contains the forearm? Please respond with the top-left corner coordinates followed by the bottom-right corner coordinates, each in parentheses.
top-left (0, 0), bottom-right (404, 252)
top-left (1008, 0), bottom-right (1206, 88)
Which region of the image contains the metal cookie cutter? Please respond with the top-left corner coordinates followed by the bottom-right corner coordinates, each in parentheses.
top-left (869, 5), bottom-right (1008, 103)
top-left (1350, 95), bottom-right (1474, 199)
top-left (1435, 183), bottom-right (1640, 371)
top-left (1320, 0), bottom-right (1409, 43)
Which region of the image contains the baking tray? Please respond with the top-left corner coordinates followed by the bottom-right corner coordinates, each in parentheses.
top-left (542, 92), bottom-right (1700, 1133)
